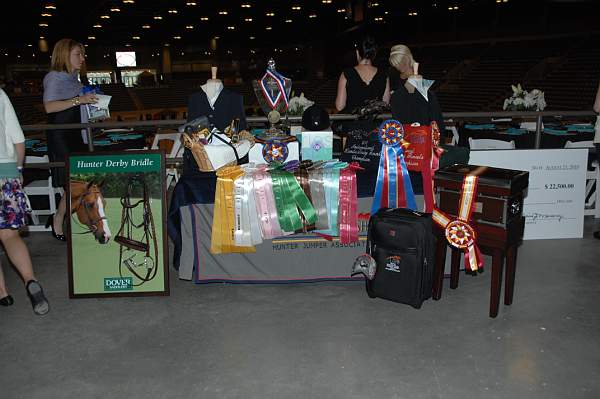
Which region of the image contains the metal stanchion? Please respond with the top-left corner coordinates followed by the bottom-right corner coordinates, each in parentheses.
top-left (86, 127), bottom-right (95, 152)
top-left (534, 114), bottom-right (543, 149)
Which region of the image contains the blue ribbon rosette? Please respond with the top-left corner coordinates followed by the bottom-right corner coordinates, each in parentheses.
top-left (371, 119), bottom-right (416, 214)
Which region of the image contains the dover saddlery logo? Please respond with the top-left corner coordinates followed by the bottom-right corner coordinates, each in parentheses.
top-left (104, 277), bottom-right (133, 291)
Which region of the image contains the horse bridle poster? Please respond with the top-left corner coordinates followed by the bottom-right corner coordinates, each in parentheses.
top-left (67, 151), bottom-right (169, 297)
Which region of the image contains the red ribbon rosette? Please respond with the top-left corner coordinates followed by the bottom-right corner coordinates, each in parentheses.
top-left (432, 175), bottom-right (483, 272)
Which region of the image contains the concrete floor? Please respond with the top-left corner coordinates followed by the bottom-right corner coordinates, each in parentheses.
top-left (1, 221), bottom-right (599, 399)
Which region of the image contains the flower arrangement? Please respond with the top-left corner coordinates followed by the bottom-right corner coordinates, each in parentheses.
top-left (286, 92), bottom-right (314, 116)
top-left (503, 84), bottom-right (546, 111)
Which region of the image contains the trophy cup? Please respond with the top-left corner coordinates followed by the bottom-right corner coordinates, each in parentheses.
top-left (252, 58), bottom-right (292, 140)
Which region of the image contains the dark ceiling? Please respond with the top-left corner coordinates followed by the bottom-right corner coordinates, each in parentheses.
top-left (2, 0), bottom-right (598, 51)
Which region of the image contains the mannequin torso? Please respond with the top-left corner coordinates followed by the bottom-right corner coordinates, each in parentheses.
top-left (201, 66), bottom-right (224, 108)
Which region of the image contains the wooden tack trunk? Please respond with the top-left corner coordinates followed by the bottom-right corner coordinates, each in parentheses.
top-left (434, 164), bottom-right (529, 249)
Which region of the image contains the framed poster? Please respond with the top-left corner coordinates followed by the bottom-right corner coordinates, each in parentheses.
top-left (67, 151), bottom-right (169, 298)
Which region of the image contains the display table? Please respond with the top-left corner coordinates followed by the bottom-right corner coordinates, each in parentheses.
top-left (168, 172), bottom-right (428, 283)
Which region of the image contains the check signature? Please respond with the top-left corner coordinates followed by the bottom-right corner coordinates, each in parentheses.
top-left (524, 213), bottom-right (565, 222)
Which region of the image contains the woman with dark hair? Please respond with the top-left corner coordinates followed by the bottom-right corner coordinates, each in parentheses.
top-left (335, 37), bottom-right (390, 113)
top-left (42, 38), bottom-right (98, 241)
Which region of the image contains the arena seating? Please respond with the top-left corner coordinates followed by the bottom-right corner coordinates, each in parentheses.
top-left (7, 34), bottom-right (599, 124)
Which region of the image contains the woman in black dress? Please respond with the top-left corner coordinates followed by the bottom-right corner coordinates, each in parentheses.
top-left (388, 44), bottom-right (445, 132)
top-left (335, 37), bottom-right (390, 113)
top-left (42, 38), bottom-right (98, 241)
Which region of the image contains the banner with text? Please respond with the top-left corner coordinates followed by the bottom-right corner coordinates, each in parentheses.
top-left (67, 151), bottom-right (169, 297)
top-left (469, 148), bottom-right (587, 239)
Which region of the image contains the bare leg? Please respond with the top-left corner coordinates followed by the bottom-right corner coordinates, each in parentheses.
top-left (0, 262), bottom-right (9, 298)
top-left (0, 229), bottom-right (35, 284)
top-left (54, 194), bottom-right (67, 236)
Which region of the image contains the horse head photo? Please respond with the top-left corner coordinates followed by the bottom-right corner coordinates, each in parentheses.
top-left (70, 179), bottom-right (111, 244)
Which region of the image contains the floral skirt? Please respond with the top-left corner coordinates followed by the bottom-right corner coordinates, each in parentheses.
top-left (0, 178), bottom-right (31, 229)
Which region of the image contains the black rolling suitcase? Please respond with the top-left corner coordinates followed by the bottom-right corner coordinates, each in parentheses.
top-left (365, 208), bottom-right (435, 309)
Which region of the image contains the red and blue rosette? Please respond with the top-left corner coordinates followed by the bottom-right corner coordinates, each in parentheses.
top-left (371, 119), bottom-right (416, 214)
top-left (262, 140), bottom-right (289, 164)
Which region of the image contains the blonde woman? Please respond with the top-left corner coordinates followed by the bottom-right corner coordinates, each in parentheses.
top-left (0, 89), bottom-right (49, 315)
top-left (388, 44), bottom-right (445, 132)
top-left (42, 39), bottom-right (98, 241)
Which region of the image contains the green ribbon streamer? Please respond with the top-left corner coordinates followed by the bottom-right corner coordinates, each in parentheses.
top-left (270, 169), bottom-right (317, 232)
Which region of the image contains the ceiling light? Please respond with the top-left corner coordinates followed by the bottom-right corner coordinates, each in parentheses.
top-left (168, 9), bottom-right (178, 14)
top-left (266, 12), bottom-right (275, 16)
top-left (322, 0), bottom-right (332, 3)
top-left (200, 17), bottom-right (209, 21)
top-left (27, 44), bottom-right (33, 47)
top-left (241, 4), bottom-right (251, 8)
top-left (219, 10), bottom-right (228, 15)
top-left (93, 24), bottom-right (102, 28)
top-left (245, 18), bottom-right (253, 22)
top-left (249, 36), bottom-right (255, 40)
top-left (123, 0), bottom-right (134, 3)
top-left (39, 23), bottom-right (48, 27)
top-left (88, 36), bottom-right (96, 40)
top-left (125, 44), bottom-right (131, 47)
top-left (154, 16), bottom-right (163, 20)
top-left (408, 12), bottom-right (418, 16)
top-left (309, 14), bottom-right (317, 18)
top-left (265, 26), bottom-right (272, 30)
top-left (110, 7), bottom-right (121, 12)
top-left (173, 36), bottom-right (181, 39)
top-left (186, 25), bottom-right (194, 29)
top-left (186, 1), bottom-right (197, 5)
top-left (374, 17), bottom-right (383, 21)
top-left (45, 4), bottom-right (56, 10)
top-left (41, 13), bottom-right (52, 17)
top-left (142, 25), bottom-right (151, 28)
top-left (285, 19), bottom-right (292, 23)
top-left (227, 26), bottom-right (235, 30)
top-left (292, 6), bottom-right (301, 10)
top-left (371, 2), bottom-right (379, 6)
top-left (337, 8), bottom-right (345, 13)
top-left (132, 36), bottom-right (140, 40)
top-left (100, 15), bottom-right (110, 19)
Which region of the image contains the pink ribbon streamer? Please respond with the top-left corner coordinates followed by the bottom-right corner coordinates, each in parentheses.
top-left (338, 162), bottom-right (363, 244)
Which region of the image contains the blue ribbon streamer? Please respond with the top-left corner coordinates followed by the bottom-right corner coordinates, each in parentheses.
top-left (371, 147), bottom-right (387, 215)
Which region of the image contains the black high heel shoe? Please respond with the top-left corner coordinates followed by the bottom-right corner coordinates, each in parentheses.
top-left (46, 214), bottom-right (66, 242)
top-left (0, 295), bottom-right (14, 306)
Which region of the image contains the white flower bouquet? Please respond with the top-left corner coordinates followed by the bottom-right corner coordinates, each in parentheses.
top-left (286, 92), bottom-right (314, 116)
top-left (502, 84), bottom-right (546, 111)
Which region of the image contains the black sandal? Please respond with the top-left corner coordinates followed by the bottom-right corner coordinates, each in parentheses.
top-left (25, 280), bottom-right (49, 315)
top-left (0, 295), bottom-right (14, 306)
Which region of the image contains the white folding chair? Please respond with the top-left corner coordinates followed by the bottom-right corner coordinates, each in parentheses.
top-left (468, 137), bottom-right (516, 150)
top-left (23, 155), bottom-right (63, 231)
top-left (151, 132), bottom-right (183, 188)
top-left (565, 140), bottom-right (599, 218)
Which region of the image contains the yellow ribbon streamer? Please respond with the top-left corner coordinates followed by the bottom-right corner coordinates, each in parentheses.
top-left (211, 166), bottom-right (256, 254)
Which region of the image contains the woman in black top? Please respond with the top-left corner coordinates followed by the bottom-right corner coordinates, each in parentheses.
top-left (335, 37), bottom-right (390, 114)
top-left (388, 44), bottom-right (445, 133)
